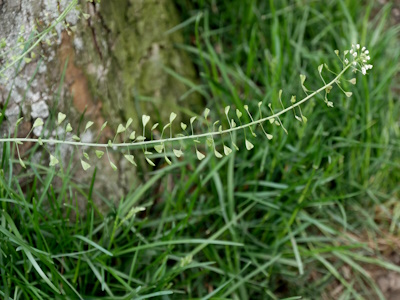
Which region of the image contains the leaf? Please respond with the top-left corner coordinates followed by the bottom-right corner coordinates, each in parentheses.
top-left (236, 109), bottom-right (242, 119)
top-left (83, 152), bottom-right (89, 160)
top-left (142, 115), bottom-right (150, 128)
top-left (16, 117), bottom-right (24, 126)
top-left (245, 139), bottom-right (254, 150)
top-left (196, 150), bottom-right (205, 161)
top-left (269, 118), bottom-right (275, 124)
top-left (151, 123), bottom-right (159, 130)
top-left (32, 118), bottom-right (44, 129)
top-left (204, 108), bottom-right (210, 119)
top-left (318, 64), bottom-right (323, 74)
top-left (66, 123), bottom-right (72, 132)
top-left (49, 154), bottom-right (59, 166)
top-left (190, 116), bottom-right (196, 124)
top-left (173, 149), bottom-right (183, 158)
top-left (126, 118), bottom-right (133, 128)
top-left (72, 135), bottom-right (80, 141)
top-left (57, 112), bottom-right (66, 125)
top-left (85, 121), bottom-right (94, 132)
top-left (223, 145), bottom-right (232, 155)
top-left (154, 144), bottom-right (164, 153)
top-left (231, 119), bottom-right (236, 128)
top-left (164, 156), bottom-right (172, 165)
top-left (180, 122), bottom-right (187, 130)
top-left (116, 124), bottom-right (126, 134)
top-left (100, 121), bottom-right (107, 132)
top-left (95, 150), bottom-right (104, 158)
top-left (110, 161), bottom-right (118, 171)
top-left (145, 157), bottom-right (155, 166)
top-left (224, 106), bottom-right (230, 115)
top-left (129, 131), bottom-right (136, 140)
top-left (266, 133), bottom-right (273, 140)
top-left (135, 135), bottom-right (146, 142)
top-left (81, 160), bottom-right (91, 171)
top-left (144, 151), bottom-right (153, 155)
top-left (124, 154), bottom-right (137, 166)
top-left (19, 157), bottom-right (26, 169)
top-left (169, 112), bottom-right (177, 123)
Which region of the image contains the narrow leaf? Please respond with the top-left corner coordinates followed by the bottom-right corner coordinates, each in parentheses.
top-left (16, 117), bottom-right (24, 126)
top-left (190, 116), bottom-right (196, 124)
top-left (151, 123), bottom-right (159, 130)
top-left (83, 152), bottom-right (90, 160)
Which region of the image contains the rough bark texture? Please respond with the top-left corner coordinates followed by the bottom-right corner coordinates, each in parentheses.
top-left (0, 0), bottom-right (201, 211)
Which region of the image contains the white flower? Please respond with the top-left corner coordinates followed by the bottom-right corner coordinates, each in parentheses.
top-left (353, 52), bottom-right (357, 57)
top-left (345, 58), bottom-right (349, 64)
top-left (365, 50), bottom-right (369, 54)
top-left (350, 49), bottom-right (354, 54)
top-left (356, 44), bottom-right (360, 49)
top-left (362, 67), bottom-right (366, 75)
top-left (366, 56), bottom-right (370, 60)
top-left (353, 62), bottom-right (357, 66)
top-left (362, 46), bottom-right (366, 51)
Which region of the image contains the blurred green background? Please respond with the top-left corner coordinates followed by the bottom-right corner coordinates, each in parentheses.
top-left (1, 0), bottom-right (399, 299)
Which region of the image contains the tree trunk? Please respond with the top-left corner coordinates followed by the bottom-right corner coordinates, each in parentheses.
top-left (0, 0), bottom-right (200, 211)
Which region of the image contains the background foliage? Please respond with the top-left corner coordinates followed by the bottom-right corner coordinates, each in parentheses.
top-left (1, 0), bottom-right (399, 299)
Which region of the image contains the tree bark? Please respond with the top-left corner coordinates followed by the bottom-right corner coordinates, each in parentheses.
top-left (0, 0), bottom-right (200, 211)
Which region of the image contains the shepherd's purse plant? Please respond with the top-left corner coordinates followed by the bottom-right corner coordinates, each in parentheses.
top-left (1, 43), bottom-right (372, 171)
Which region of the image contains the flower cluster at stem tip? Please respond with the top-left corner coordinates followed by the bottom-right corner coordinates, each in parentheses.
top-left (344, 43), bottom-right (373, 75)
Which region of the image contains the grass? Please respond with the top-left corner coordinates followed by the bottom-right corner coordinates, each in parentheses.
top-left (1, 0), bottom-right (400, 299)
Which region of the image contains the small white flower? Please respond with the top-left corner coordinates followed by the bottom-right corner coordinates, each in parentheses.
top-left (363, 59), bottom-right (367, 63)
top-left (366, 56), bottom-right (370, 60)
top-left (362, 46), bottom-right (366, 51)
top-left (345, 58), bottom-right (349, 64)
top-left (362, 67), bottom-right (366, 75)
top-left (365, 50), bottom-right (369, 54)
top-left (353, 52), bottom-right (357, 57)
top-left (353, 62), bottom-right (357, 66)
top-left (356, 44), bottom-right (360, 49)
top-left (350, 49), bottom-right (354, 54)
